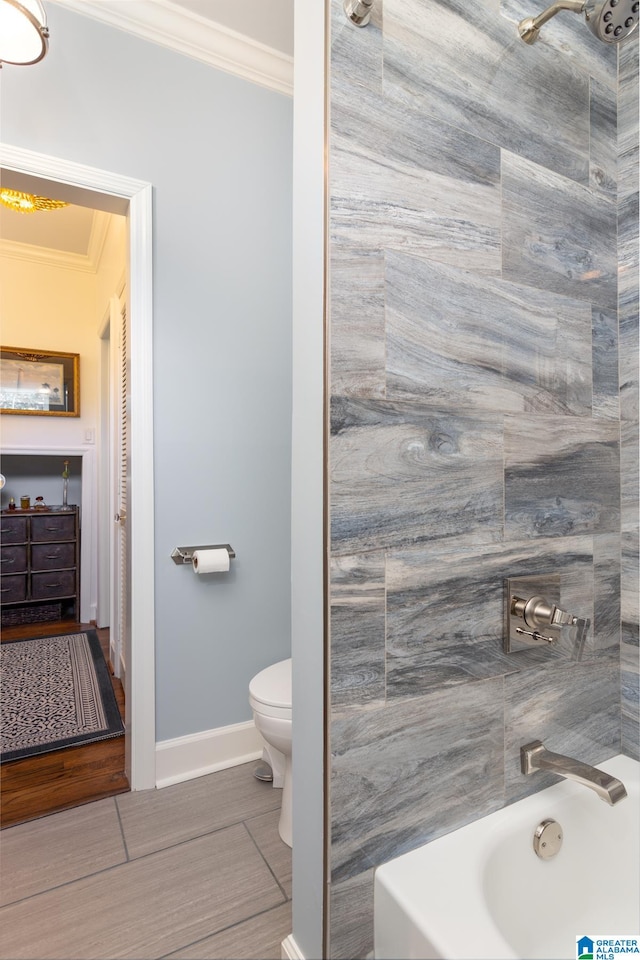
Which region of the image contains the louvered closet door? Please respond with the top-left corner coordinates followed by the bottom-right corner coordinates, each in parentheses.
top-left (109, 295), bottom-right (128, 680)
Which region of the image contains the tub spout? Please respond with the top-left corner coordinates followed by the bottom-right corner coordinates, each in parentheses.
top-left (521, 740), bottom-right (627, 805)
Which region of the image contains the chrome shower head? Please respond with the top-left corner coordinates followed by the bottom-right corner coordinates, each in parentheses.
top-left (518, 0), bottom-right (639, 44)
top-left (584, 0), bottom-right (639, 42)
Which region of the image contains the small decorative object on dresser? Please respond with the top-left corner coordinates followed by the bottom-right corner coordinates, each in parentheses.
top-left (0, 505), bottom-right (80, 625)
top-left (61, 459), bottom-right (70, 511)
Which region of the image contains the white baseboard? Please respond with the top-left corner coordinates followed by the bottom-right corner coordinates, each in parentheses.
top-left (281, 934), bottom-right (305, 960)
top-left (156, 719), bottom-right (263, 788)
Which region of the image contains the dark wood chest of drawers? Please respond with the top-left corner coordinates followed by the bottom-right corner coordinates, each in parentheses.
top-left (1, 507), bottom-right (79, 623)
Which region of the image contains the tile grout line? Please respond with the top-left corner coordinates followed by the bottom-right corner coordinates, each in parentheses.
top-left (114, 794), bottom-right (132, 861)
top-left (0, 811), bottom-right (280, 912)
top-left (158, 901), bottom-right (292, 960)
top-left (241, 819), bottom-right (291, 903)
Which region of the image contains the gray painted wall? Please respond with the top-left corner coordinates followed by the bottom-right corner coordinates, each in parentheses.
top-left (1, 4), bottom-right (293, 740)
top-left (327, 1), bottom-right (639, 956)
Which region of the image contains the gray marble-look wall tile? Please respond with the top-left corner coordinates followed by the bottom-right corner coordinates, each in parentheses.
top-left (500, 0), bottom-right (618, 90)
top-left (330, 553), bottom-right (386, 707)
top-left (621, 529), bottom-right (639, 626)
top-left (590, 77), bottom-right (617, 198)
top-left (330, 397), bottom-right (504, 554)
top-left (383, 0), bottom-right (591, 184)
top-left (618, 318), bottom-right (639, 421)
top-left (621, 420), bottom-right (639, 534)
top-left (330, 252), bottom-right (386, 399)
top-left (331, 0), bottom-right (382, 97)
top-left (619, 190), bottom-right (640, 275)
top-left (618, 76), bottom-right (639, 756)
top-left (622, 710), bottom-right (640, 761)
top-left (330, 84), bottom-right (501, 274)
top-left (327, 4), bottom-right (633, 956)
top-left (330, 679), bottom-right (505, 882)
top-left (385, 536), bottom-right (596, 700)
top-left (504, 415), bottom-right (620, 539)
top-left (621, 622), bottom-right (639, 760)
top-left (592, 535), bottom-right (621, 658)
top-left (502, 151), bottom-right (617, 311)
top-left (618, 190), bottom-right (639, 422)
top-left (618, 36), bottom-right (639, 197)
top-left (620, 421), bottom-right (640, 625)
top-left (329, 870), bottom-right (375, 960)
top-left (504, 661), bottom-right (621, 803)
top-left (385, 250), bottom-right (592, 415)
top-left (592, 305), bottom-right (620, 419)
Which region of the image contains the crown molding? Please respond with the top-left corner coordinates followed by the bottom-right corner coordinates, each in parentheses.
top-left (50, 0), bottom-right (294, 96)
top-left (0, 210), bottom-right (113, 273)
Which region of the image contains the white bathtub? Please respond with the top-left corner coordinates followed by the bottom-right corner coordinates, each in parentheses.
top-left (374, 755), bottom-right (639, 960)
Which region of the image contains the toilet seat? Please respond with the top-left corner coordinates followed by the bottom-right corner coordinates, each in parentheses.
top-left (249, 658), bottom-right (291, 720)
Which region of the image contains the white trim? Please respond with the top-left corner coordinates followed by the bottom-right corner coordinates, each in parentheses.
top-left (50, 0), bottom-right (293, 96)
top-left (155, 720), bottom-right (263, 789)
top-left (0, 142), bottom-right (156, 792)
top-left (290, 0), bottom-right (327, 954)
top-left (126, 180), bottom-right (155, 790)
top-left (281, 934), bottom-right (305, 960)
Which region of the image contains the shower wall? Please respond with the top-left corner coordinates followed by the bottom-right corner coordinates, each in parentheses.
top-left (619, 39), bottom-right (639, 762)
top-left (327, 1), bottom-right (638, 956)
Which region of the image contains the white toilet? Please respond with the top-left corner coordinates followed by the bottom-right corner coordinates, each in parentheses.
top-left (249, 658), bottom-right (292, 847)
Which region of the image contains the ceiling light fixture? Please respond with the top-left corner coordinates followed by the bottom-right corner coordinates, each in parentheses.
top-left (0, 187), bottom-right (68, 213)
top-left (0, 0), bottom-right (49, 66)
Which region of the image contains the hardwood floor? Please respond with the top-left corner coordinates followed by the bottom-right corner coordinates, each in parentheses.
top-left (1, 620), bottom-right (129, 829)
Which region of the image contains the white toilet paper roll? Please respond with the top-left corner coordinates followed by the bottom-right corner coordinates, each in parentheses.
top-left (192, 548), bottom-right (230, 574)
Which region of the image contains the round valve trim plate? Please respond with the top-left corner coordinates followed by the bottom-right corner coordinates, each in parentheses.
top-left (533, 818), bottom-right (563, 859)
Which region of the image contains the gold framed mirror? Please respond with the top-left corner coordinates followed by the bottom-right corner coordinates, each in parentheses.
top-left (0, 346), bottom-right (80, 417)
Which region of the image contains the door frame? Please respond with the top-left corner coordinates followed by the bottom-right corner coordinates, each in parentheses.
top-left (0, 142), bottom-right (156, 791)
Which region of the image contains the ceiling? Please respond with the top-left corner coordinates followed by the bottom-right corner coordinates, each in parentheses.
top-left (0, 0), bottom-right (294, 259)
top-left (0, 201), bottom-right (96, 257)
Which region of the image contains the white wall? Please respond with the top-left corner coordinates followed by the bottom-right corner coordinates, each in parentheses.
top-left (0, 257), bottom-right (99, 450)
top-left (0, 3), bottom-right (293, 741)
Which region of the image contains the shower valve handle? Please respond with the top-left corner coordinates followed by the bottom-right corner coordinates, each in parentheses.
top-left (511, 594), bottom-right (575, 631)
top-left (505, 575), bottom-right (590, 655)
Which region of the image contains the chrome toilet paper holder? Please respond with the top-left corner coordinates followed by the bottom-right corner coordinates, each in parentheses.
top-left (171, 543), bottom-right (236, 565)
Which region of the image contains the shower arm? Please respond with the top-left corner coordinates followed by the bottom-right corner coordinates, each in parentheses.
top-left (518, 0), bottom-right (586, 43)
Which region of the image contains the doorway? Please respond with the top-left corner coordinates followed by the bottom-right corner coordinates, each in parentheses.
top-left (0, 142), bottom-right (156, 792)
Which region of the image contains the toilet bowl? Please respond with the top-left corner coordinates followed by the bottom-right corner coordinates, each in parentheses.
top-left (249, 658), bottom-right (292, 847)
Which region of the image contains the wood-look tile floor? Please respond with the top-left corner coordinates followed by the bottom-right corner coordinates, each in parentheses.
top-left (0, 762), bottom-right (292, 959)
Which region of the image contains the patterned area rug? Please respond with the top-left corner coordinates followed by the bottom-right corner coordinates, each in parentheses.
top-left (0, 630), bottom-right (124, 762)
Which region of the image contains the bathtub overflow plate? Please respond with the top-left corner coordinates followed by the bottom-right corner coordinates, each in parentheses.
top-left (533, 818), bottom-right (563, 859)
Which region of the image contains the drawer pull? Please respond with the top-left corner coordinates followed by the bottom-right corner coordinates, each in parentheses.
top-left (45, 526), bottom-right (60, 531)
top-left (43, 581), bottom-right (62, 588)
top-left (1, 587), bottom-right (13, 593)
top-left (45, 554), bottom-right (61, 560)
top-left (0, 558), bottom-right (15, 564)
